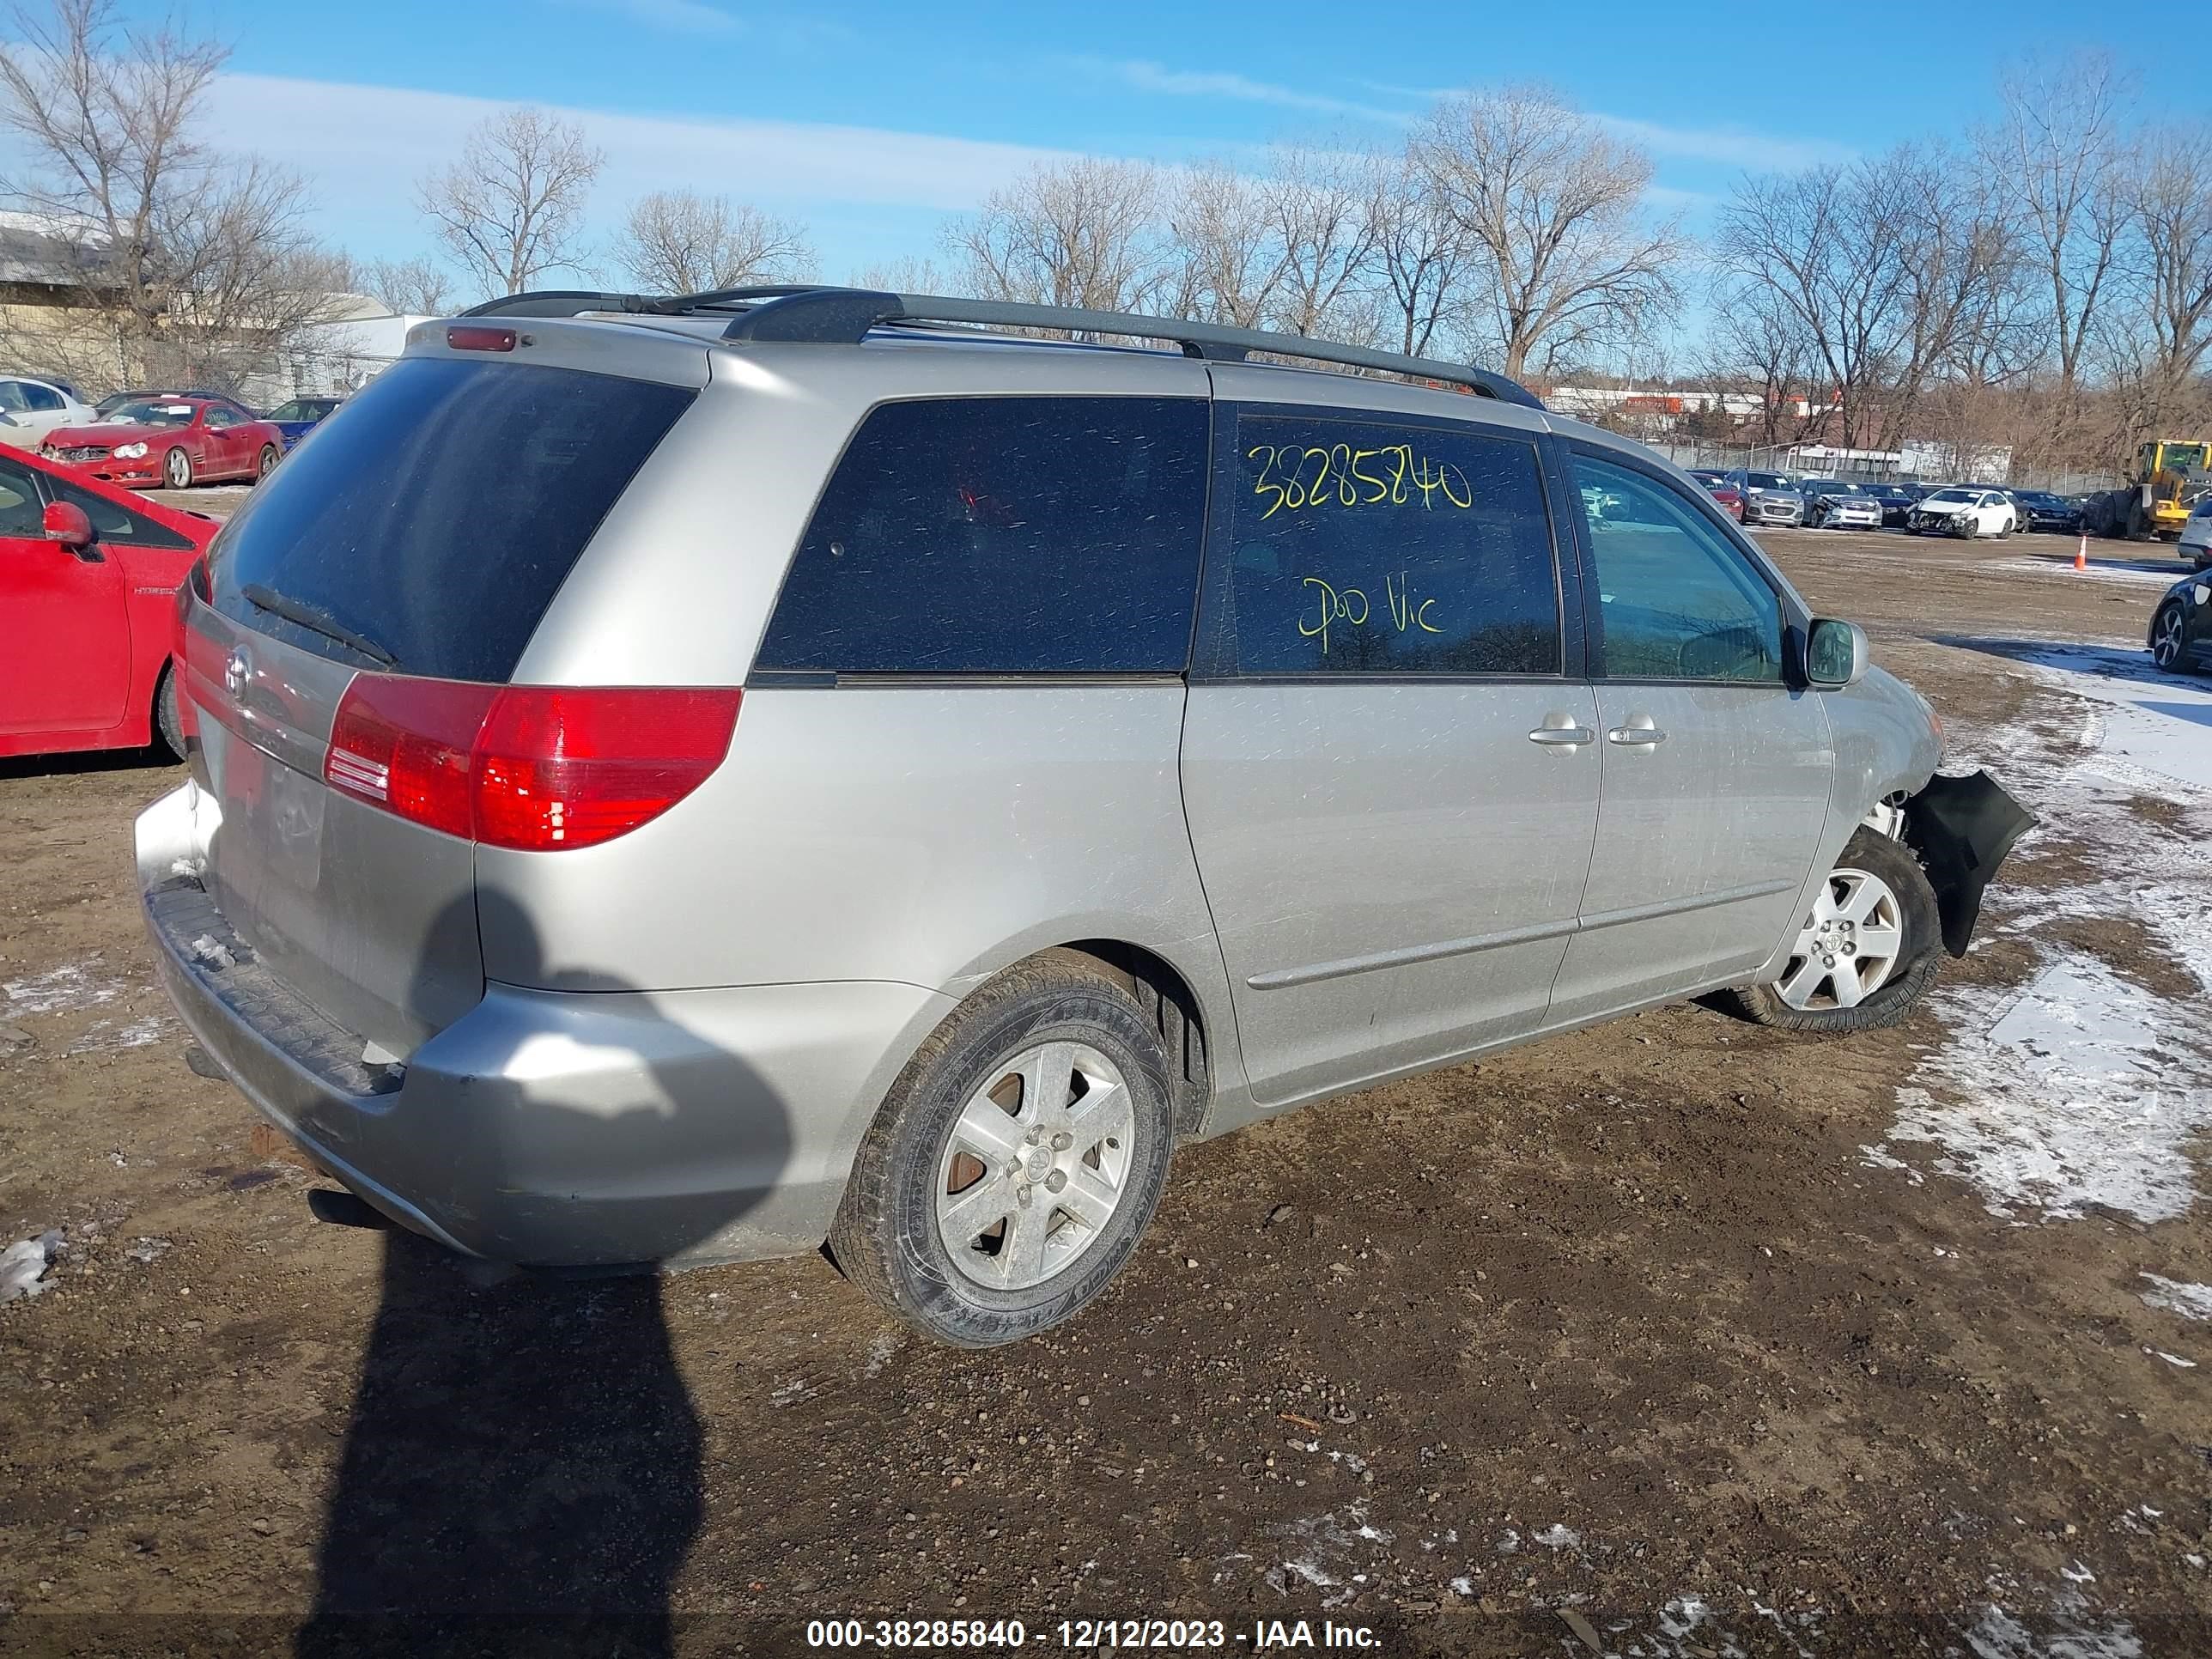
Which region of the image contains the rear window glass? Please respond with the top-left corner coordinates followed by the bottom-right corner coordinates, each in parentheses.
top-left (756, 396), bottom-right (1209, 675)
top-left (1218, 414), bottom-right (1560, 676)
top-left (207, 358), bottom-right (694, 680)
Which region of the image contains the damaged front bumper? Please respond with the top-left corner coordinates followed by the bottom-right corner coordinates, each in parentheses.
top-left (1901, 770), bottom-right (2036, 957)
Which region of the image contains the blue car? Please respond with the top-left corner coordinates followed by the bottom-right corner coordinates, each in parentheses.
top-left (261, 394), bottom-right (343, 451)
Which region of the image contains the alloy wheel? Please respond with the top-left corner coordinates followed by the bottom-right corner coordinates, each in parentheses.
top-left (936, 1040), bottom-right (1134, 1291)
top-left (1776, 868), bottom-right (1905, 1011)
top-left (2154, 605), bottom-right (2186, 670)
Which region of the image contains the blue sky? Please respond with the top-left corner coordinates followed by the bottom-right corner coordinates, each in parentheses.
top-left (132, 0), bottom-right (2169, 289)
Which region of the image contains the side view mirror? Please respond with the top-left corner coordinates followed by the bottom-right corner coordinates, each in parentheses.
top-left (43, 499), bottom-right (95, 552)
top-left (1805, 617), bottom-right (1869, 689)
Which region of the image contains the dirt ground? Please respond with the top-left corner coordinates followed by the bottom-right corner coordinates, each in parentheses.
top-left (3, 523), bottom-right (2210, 1658)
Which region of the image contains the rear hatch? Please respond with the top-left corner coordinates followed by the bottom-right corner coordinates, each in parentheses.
top-left (179, 349), bottom-right (702, 1059)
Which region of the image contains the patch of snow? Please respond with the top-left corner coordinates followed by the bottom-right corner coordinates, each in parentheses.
top-left (1965, 1592), bottom-right (2142, 1658)
top-left (2148, 1348), bottom-right (2197, 1368)
top-left (1888, 953), bottom-right (2211, 1223)
top-left (1984, 556), bottom-right (2189, 590)
top-left (1260, 1506), bottom-right (1389, 1607)
top-left (3, 963), bottom-right (123, 1017)
top-left (0, 1231), bottom-right (62, 1304)
top-left (65, 1016), bottom-right (167, 1055)
top-left (1448, 1575), bottom-right (1473, 1595)
top-left (2138, 1273), bottom-right (2212, 1322)
top-left (2004, 641), bottom-right (2212, 791)
top-left (860, 1327), bottom-right (902, 1378)
top-left (1533, 1523), bottom-right (1581, 1550)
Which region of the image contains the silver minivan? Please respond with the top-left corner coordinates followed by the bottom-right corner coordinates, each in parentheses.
top-left (137, 289), bottom-right (2028, 1346)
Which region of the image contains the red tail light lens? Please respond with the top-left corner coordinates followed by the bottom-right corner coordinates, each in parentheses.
top-left (325, 677), bottom-right (740, 850)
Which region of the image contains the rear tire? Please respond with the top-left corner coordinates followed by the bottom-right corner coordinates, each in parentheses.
top-left (154, 666), bottom-right (185, 759)
top-left (1723, 828), bottom-right (1942, 1036)
top-left (255, 444), bottom-right (277, 479)
top-left (829, 950), bottom-right (1176, 1347)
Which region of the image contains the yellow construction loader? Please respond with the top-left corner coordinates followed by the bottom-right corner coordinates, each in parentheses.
top-left (2085, 439), bottom-right (2212, 539)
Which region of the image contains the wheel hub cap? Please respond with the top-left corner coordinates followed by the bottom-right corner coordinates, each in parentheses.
top-left (936, 1039), bottom-right (1134, 1292)
top-left (1774, 866), bottom-right (1905, 1012)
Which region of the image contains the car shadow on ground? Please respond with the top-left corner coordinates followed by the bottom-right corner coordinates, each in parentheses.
top-left (1932, 635), bottom-right (2191, 689)
top-left (293, 889), bottom-right (797, 1657)
top-left (0, 746), bottom-right (179, 782)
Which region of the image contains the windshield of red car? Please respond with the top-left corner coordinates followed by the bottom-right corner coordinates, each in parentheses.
top-left (105, 400), bottom-right (197, 428)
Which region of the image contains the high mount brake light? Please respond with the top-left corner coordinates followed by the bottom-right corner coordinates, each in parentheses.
top-left (446, 325), bottom-right (519, 352)
top-left (324, 677), bottom-right (741, 850)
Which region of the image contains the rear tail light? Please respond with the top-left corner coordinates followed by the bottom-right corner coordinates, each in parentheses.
top-left (324, 676), bottom-right (741, 850)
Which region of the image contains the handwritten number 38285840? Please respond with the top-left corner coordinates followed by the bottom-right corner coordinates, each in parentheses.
top-left (1247, 442), bottom-right (1474, 520)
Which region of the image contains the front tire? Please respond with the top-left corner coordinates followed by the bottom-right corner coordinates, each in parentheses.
top-left (1723, 828), bottom-right (1942, 1036)
top-left (163, 447), bottom-right (191, 489)
top-left (830, 951), bottom-right (1176, 1347)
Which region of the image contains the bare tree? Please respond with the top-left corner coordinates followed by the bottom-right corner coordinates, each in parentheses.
top-left (1164, 160), bottom-right (1285, 328)
top-left (947, 158), bottom-right (1169, 314)
top-left (1261, 143), bottom-right (1382, 343)
top-left (1700, 281), bottom-right (1826, 447)
top-left (1366, 144), bottom-right (1477, 357)
top-left (1979, 53), bottom-right (2131, 395)
top-left (0, 0), bottom-right (345, 390)
top-left (363, 255), bottom-right (455, 316)
top-left (2103, 125), bottom-right (2212, 440)
top-left (1416, 86), bottom-right (1683, 380)
top-left (847, 253), bottom-right (952, 295)
top-left (416, 106), bottom-right (603, 299)
top-left (611, 190), bottom-right (812, 294)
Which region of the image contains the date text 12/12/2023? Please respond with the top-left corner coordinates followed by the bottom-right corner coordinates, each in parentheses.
top-left (803, 1616), bottom-right (1383, 1650)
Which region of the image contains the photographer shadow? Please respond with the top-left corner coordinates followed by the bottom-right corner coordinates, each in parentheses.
top-left (296, 887), bottom-right (795, 1656)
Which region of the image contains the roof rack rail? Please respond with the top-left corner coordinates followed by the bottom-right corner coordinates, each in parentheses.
top-left (738, 290), bottom-right (1546, 410)
top-left (455, 284), bottom-right (1543, 410)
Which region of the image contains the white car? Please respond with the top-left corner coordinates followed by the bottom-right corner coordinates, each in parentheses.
top-left (0, 376), bottom-right (94, 445)
top-left (1907, 487), bottom-right (2017, 539)
top-left (2177, 498), bottom-right (2212, 571)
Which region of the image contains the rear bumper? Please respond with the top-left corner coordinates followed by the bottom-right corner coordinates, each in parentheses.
top-left (136, 782), bottom-right (952, 1267)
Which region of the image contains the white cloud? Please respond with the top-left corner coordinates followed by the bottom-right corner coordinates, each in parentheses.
top-left (1073, 58), bottom-right (1412, 126)
top-left (1589, 112), bottom-right (1853, 173)
top-left (201, 70), bottom-right (1090, 250)
top-left (1367, 78), bottom-right (1854, 173)
top-left (557, 0), bottom-right (745, 34)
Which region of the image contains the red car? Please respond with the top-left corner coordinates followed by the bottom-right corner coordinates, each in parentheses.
top-left (40, 394), bottom-right (284, 490)
top-left (0, 441), bottom-right (219, 760)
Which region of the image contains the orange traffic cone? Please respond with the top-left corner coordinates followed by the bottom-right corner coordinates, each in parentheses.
top-left (2075, 535), bottom-right (2087, 572)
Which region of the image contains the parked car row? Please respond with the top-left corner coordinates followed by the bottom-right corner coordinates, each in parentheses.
top-left (0, 376), bottom-right (348, 489)
top-left (1683, 469), bottom-right (2091, 537)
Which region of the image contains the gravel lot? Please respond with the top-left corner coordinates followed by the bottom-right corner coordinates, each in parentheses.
top-left (3, 524), bottom-right (2209, 1657)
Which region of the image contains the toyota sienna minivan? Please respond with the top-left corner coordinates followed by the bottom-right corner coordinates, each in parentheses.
top-left (137, 288), bottom-right (2029, 1346)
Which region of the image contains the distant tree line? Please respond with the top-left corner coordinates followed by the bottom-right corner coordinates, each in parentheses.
top-left (0, 0), bottom-right (2187, 477)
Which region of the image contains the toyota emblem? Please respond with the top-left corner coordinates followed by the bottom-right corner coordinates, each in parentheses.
top-left (224, 646), bottom-right (250, 697)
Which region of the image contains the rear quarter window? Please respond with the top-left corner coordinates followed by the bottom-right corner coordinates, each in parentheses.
top-left (205, 357), bottom-right (695, 681)
top-left (756, 395), bottom-right (1210, 676)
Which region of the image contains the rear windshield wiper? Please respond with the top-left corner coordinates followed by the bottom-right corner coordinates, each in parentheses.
top-left (241, 583), bottom-right (398, 668)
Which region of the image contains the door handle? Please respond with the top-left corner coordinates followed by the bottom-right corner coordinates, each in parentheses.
top-left (1607, 724), bottom-right (1668, 746)
top-left (1527, 724), bottom-right (1595, 747)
